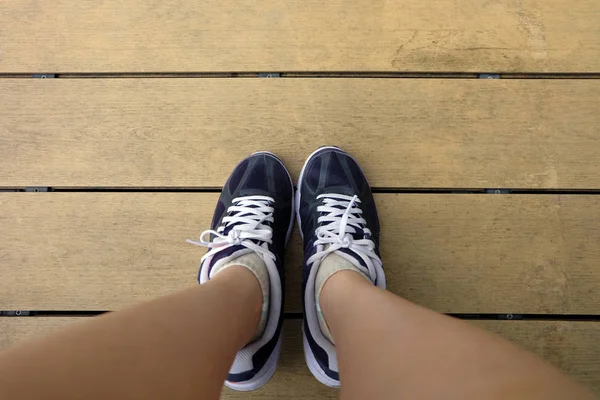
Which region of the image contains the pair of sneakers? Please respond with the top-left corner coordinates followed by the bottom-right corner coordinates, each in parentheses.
top-left (191, 147), bottom-right (386, 391)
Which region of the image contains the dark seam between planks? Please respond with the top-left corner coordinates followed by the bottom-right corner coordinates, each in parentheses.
top-left (3, 311), bottom-right (600, 322)
top-left (0, 72), bottom-right (599, 79)
top-left (4, 187), bottom-right (600, 195)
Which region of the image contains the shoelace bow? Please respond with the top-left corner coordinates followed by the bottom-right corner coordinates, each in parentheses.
top-left (306, 193), bottom-right (381, 282)
top-left (188, 195), bottom-right (277, 265)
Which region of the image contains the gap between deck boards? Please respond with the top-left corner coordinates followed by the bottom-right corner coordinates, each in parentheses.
top-left (3, 312), bottom-right (600, 322)
top-left (0, 72), bottom-right (599, 79)
top-left (4, 187), bottom-right (600, 195)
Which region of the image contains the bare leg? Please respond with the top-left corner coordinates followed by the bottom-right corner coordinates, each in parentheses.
top-left (0, 266), bottom-right (261, 400)
top-left (321, 270), bottom-right (594, 400)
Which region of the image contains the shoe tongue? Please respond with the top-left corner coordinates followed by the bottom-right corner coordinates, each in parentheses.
top-left (318, 192), bottom-right (364, 233)
top-left (220, 201), bottom-right (270, 236)
top-left (321, 244), bottom-right (368, 273)
top-left (336, 247), bottom-right (369, 271)
top-left (221, 222), bottom-right (242, 236)
top-left (319, 213), bottom-right (366, 243)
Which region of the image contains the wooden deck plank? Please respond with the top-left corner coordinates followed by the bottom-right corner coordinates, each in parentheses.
top-left (473, 321), bottom-right (600, 394)
top-left (0, 0), bottom-right (598, 73)
top-left (1, 193), bottom-right (599, 314)
top-left (1, 318), bottom-right (598, 396)
top-left (1, 79), bottom-right (599, 189)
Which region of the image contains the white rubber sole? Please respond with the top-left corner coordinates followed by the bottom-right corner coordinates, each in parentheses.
top-left (223, 151), bottom-right (294, 392)
top-left (225, 336), bottom-right (282, 391)
top-left (303, 328), bottom-right (341, 388)
top-left (296, 146), bottom-right (343, 388)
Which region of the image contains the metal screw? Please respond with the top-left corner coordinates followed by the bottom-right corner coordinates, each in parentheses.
top-left (41, 75), bottom-right (47, 79)
top-left (15, 310), bottom-right (22, 316)
top-left (506, 314), bottom-right (513, 320)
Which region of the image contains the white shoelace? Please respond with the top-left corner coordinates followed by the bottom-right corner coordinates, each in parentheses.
top-left (306, 193), bottom-right (382, 282)
top-left (188, 195), bottom-right (277, 265)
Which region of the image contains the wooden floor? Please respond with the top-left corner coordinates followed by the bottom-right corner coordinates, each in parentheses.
top-left (1, 0), bottom-right (599, 397)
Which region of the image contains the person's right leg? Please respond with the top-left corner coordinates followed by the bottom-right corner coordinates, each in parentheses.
top-left (296, 146), bottom-right (594, 399)
top-left (321, 270), bottom-right (594, 400)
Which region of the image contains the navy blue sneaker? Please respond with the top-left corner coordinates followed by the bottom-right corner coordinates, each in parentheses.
top-left (190, 151), bottom-right (294, 391)
top-left (296, 146), bottom-right (386, 387)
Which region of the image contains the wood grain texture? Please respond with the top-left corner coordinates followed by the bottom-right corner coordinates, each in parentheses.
top-left (473, 321), bottom-right (600, 394)
top-left (1, 318), bottom-right (598, 396)
top-left (0, 0), bottom-right (598, 72)
top-left (1, 79), bottom-right (599, 188)
top-left (0, 317), bottom-right (82, 350)
top-left (2, 193), bottom-right (599, 313)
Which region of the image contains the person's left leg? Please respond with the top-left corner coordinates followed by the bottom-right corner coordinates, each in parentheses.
top-left (0, 266), bottom-right (261, 400)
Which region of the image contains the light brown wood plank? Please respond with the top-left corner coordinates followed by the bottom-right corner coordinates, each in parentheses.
top-left (1, 79), bottom-right (599, 188)
top-left (0, 317), bottom-right (81, 349)
top-left (0, 0), bottom-right (599, 72)
top-left (1, 193), bottom-right (599, 313)
top-left (474, 321), bottom-right (600, 395)
top-left (1, 318), bottom-right (598, 396)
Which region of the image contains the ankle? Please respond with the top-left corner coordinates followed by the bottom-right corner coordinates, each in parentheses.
top-left (212, 253), bottom-right (270, 340)
top-left (316, 270), bottom-right (365, 346)
top-left (313, 253), bottom-right (368, 342)
top-left (325, 267), bottom-right (370, 289)
top-left (321, 270), bottom-right (371, 314)
top-left (212, 265), bottom-right (262, 302)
